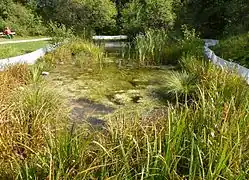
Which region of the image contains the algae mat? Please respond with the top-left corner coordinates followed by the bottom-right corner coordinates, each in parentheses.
top-left (47, 62), bottom-right (172, 124)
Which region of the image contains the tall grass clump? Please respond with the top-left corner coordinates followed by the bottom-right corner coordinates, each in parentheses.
top-left (133, 29), bottom-right (169, 66)
top-left (125, 26), bottom-right (203, 67)
top-left (0, 64), bottom-right (30, 104)
top-left (42, 38), bottom-right (105, 71)
top-left (0, 64), bottom-right (67, 178)
top-left (163, 71), bottom-right (197, 102)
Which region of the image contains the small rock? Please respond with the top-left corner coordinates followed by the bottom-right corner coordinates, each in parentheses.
top-left (42, 71), bottom-right (49, 76)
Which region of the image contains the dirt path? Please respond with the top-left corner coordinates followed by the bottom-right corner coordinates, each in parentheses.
top-left (0, 38), bottom-right (51, 45)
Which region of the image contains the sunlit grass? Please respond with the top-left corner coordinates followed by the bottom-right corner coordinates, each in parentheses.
top-left (0, 41), bottom-right (49, 59)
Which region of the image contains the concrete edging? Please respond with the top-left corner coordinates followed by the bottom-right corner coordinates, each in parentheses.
top-left (204, 39), bottom-right (249, 84)
top-left (0, 45), bottom-right (55, 71)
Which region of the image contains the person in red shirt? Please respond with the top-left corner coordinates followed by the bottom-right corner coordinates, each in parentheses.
top-left (4, 27), bottom-right (13, 39)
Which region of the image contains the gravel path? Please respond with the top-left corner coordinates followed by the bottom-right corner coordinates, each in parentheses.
top-left (0, 38), bottom-right (51, 45)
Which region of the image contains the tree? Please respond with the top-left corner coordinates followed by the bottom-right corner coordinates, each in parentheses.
top-left (37, 0), bottom-right (117, 35)
top-left (175, 0), bottom-right (249, 37)
top-left (121, 0), bottom-right (176, 36)
top-left (0, 0), bottom-right (45, 35)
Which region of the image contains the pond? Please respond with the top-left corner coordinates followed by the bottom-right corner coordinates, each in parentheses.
top-left (47, 56), bottom-right (173, 126)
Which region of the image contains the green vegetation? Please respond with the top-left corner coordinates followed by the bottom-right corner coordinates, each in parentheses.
top-left (121, 0), bottom-right (175, 36)
top-left (0, 40), bottom-right (49, 59)
top-left (122, 27), bottom-right (203, 67)
top-left (0, 0), bottom-right (46, 36)
top-left (1, 0), bottom-right (249, 38)
top-left (212, 33), bottom-right (249, 67)
top-left (42, 38), bottom-right (104, 70)
top-left (1, 0), bottom-right (249, 179)
top-left (1, 39), bottom-right (249, 178)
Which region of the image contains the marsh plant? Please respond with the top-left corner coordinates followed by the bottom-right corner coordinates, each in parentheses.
top-left (126, 27), bottom-right (203, 67)
top-left (1, 56), bottom-right (249, 179)
top-left (133, 29), bottom-right (169, 66)
top-left (43, 39), bottom-right (105, 71)
top-left (164, 71), bottom-right (197, 102)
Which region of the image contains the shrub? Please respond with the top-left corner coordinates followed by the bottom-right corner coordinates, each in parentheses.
top-left (47, 22), bottom-right (74, 44)
top-left (164, 26), bottom-right (203, 63)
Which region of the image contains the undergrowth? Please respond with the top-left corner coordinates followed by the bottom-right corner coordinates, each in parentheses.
top-left (1, 32), bottom-right (249, 179)
top-left (122, 27), bottom-right (203, 67)
top-left (41, 38), bottom-right (105, 71)
top-left (1, 53), bottom-right (249, 179)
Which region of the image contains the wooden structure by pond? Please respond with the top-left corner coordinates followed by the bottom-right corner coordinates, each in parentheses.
top-left (92, 35), bottom-right (128, 51)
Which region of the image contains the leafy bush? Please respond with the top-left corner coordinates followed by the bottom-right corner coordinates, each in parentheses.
top-left (161, 27), bottom-right (202, 65)
top-left (47, 22), bottom-right (74, 44)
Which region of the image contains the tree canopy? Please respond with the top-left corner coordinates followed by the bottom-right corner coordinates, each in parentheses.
top-left (0, 0), bottom-right (249, 37)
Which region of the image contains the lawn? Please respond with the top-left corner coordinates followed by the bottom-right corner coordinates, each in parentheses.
top-left (0, 40), bottom-right (50, 59)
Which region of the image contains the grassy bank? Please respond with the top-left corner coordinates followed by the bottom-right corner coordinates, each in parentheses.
top-left (0, 40), bottom-right (49, 59)
top-left (0, 38), bottom-right (249, 179)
